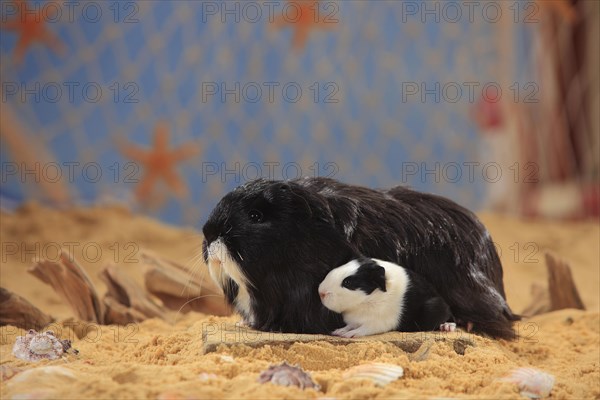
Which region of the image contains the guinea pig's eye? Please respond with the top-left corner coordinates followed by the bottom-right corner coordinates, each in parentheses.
top-left (342, 277), bottom-right (352, 289)
top-left (248, 209), bottom-right (263, 223)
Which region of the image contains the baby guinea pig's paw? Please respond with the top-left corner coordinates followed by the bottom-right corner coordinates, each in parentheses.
top-left (332, 325), bottom-right (372, 338)
top-left (332, 325), bottom-right (356, 337)
top-left (439, 322), bottom-right (457, 332)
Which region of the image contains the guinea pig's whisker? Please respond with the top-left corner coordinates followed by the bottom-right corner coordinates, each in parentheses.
top-left (183, 252), bottom-right (204, 292)
top-left (237, 251), bottom-right (244, 261)
top-left (182, 233), bottom-right (205, 272)
top-left (182, 257), bottom-right (203, 297)
top-left (174, 294), bottom-right (226, 319)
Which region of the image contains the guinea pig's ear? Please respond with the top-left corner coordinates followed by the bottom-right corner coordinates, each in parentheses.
top-left (263, 182), bottom-right (292, 202)
top-left (264, 181), bottom-right (327, 219)
top-left (373, 266), bottom-right (387, 292)
top-left (362, 261), bottom-right (387, 292)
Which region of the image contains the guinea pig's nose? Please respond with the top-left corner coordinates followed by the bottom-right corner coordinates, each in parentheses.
top-left (319, 291), bottom-right (328, 300)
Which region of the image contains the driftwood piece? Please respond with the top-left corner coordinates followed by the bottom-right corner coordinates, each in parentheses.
top-left (28, 251), bottom-right (104, 323)
top-left (0, 287), bottom-right (54, 330)
top-left (522, 253), bottom-right (585, 317)
top-left (102, 296), bottom-right (148, 325)
top-left (546, 253), bottom-right (585, 310)
top-left (201, 323), bottom-right (477, 355)
top-left (99, 264), bottom-right (169, 322)
top-left (141, 250), bottom-right (232, 316)
top-left (521, 283), bottom-right (551, 317)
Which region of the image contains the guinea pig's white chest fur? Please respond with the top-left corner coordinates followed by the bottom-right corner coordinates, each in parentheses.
top-left (319, 258), bottom-right (409, 338)
top-left (206, 238), bottom-right (254, 324)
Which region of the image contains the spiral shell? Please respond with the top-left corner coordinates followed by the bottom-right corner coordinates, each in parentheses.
top-left (500, 367), bottom-right (555, 398)
top-left (343, 362), bottom-right (404, 387)
top-left (12, 329), bottom-right (76, 362)
top-left (257, 362), bottom-right (320, 391)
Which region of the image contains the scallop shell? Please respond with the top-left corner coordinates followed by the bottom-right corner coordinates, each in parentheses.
top-left (343, 362), bottom-right (404, 387)
top-left (10, 366), bottom-right (76, 384)
top-left (257, 362), bottom-right (320, 391)
top-left (500, 367), bottom-right (555, 398)
top-left (1, 365), bottom-right (23, 381)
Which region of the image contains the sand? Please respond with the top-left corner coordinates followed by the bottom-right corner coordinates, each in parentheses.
top-left (1, 203), bottom-right (599, 399)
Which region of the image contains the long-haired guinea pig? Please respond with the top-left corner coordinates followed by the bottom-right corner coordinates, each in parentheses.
top-left (202, 177), bottom-right (519, 339)
top-left (319, 257), bottom-right (453, 337)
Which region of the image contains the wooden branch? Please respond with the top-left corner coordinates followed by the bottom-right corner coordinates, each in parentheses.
top-left (99, 264), bottom-right (170, 322)
top-left (521, 253), bottom-right (585, 316)
top-left (0, 287), bottom-right (54, 330)
top-left (28, 251), bottom-right (104, 323)
top-left (140, 250), bottom-right (232, 316)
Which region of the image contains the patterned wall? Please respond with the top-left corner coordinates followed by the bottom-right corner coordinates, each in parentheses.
top-left (0, 0), bottom-right (528, 227)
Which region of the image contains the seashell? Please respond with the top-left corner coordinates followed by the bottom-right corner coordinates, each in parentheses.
top-left (198, 372), bottom-right (218, 381)
top-left (11, 366), bottom-right (77, 384)
top-left (257, 362), bottom-right (321, 391)
top-left (343, 362), bottom-right (404, 387)
top-left (12, 330), bottom-right (77, 362)
top-left (156, 392), bottom-right (186, 400)
top-left (10, 390), bottom-right (56, 400)
top-left (1, 365), bottom-right (23, 381)
top-left (219, 355), bottom-right (235, 363)
top-left (500, 367), bottom-right (555, 398)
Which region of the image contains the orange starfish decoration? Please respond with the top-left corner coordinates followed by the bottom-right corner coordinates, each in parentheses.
top-left (119, 121), bottom-right (200, 202)
top-left (1, 0), bottom-right (66, 63)
top-left (271, 0), bottom-right (337, 50)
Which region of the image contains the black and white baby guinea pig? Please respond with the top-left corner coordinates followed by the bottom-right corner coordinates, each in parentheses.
top-left (319, 257), bottom-right (454, 337)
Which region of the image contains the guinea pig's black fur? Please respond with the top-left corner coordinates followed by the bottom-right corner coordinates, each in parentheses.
top-left (202, 177), bottom-right (519, 339)
top-left (399, 268), bottom-right (454, 332)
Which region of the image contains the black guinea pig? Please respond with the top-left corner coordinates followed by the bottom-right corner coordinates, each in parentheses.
top-left (202, 177), bottom-right (519, 339)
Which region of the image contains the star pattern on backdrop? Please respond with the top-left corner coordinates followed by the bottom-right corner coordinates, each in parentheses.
top-left (118, 121), bottom-right (201, 203)
top-left (271, 0), bottom-right (336, 50)
top-left (1, 0), bottom-right (66, 64)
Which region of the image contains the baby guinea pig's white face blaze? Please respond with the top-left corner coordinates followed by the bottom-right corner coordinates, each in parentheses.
top-left (319, 259), bottom-right (381, 313)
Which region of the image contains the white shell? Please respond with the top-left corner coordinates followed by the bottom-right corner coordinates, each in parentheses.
top-left (500, 367), bottom-right (555, 398)
top-left (343, 362), bottom-right (404, 387)
top-left (12, 330), bottom-right (65, 362)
